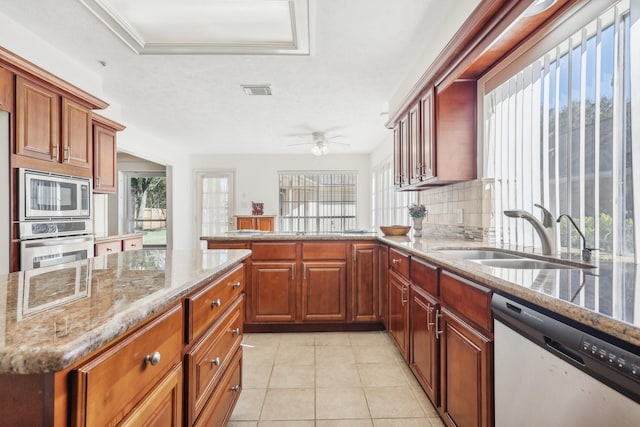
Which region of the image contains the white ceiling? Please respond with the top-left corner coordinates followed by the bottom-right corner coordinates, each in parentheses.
top-left (0, 0), bottom-right (480, 156)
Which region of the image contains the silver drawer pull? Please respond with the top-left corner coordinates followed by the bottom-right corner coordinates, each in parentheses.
top-left (211, 357), bottom-right (221, 367)
top-left (144, 351), bottom-right (161, 366)
top-left (211, 298), bottom-right (221, 308)
top-left (233, 281), bottom-right (241, 289)
top-left (232, 327), bottom-right (241, 336)
top-left (392, 258), bottom-right (400, 264)
top-left (230, 385), bottom-right (240, 392)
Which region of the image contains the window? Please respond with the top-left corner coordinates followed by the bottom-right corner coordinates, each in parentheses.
top-left (124, 172), bottom-right (167, 247)
top-left (197, 171), bottom-right (234, 236)
top-left (482, 0), bottom-right (634, 258)
top-left (371, 158), bottom-right (416, 229)
top-left (279, 172), bottom-right (357, 233)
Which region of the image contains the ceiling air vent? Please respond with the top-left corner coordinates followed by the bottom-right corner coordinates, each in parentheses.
top-left (241, 84), bottom-right (272, 96)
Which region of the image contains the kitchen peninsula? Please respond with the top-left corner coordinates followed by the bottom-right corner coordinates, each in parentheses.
top-left (0, 248), bottom-right (250, 426)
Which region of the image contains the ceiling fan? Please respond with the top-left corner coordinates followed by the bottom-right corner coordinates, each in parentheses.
top-left (287, 131), bottom-right (349, 156)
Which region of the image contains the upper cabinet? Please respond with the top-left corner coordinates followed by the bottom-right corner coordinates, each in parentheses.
top-left (93, 113), bottom-right (125, 194)
top-left (62, 97), bottom-right (92, 170)
top-left (0, 67), bottom-right (13, 113)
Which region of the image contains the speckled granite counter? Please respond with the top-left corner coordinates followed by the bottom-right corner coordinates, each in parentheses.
top-left (0, 249), bottom-right (251, 374)
top-left (202, 232), bottom-right (639, 348)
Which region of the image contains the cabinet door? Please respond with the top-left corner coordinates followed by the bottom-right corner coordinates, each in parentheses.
top-left (420, 88), bottom-right (435, 180)
top-left (93, 122), bottom-right (117, 193)
top-left (351, 244), bottom-right (379, 322)
top-left (16, 76), bottom-right (60, 162)
top-left (440, 309), bottom-right (492, 427)
top-left (255, 217), bottom-right (274, 231)
top-left (393, 122), bottom-right (402, 188)
top-left (410, 287), bottom-right (439, 406)
top-left (0, 67), bottom-right (13, 112)
top-left (408, 103), bottom-right (421, 185)
top-left (388, 271), bottom-right (410, 361)
top-left (236, 217), bottom-right (254, 230)
top-left (61, 98), bottom-right (92, 170)
top-left (379, 245), bottom-right (389, 328)
top-left (302, 261), bottom-right (346, 321)
top-left (249, 262), bottom-right (297, 322)
top-left (119, 364), bottom-right (183, 427)
top-left (399, 114), bottom-right (410, 186)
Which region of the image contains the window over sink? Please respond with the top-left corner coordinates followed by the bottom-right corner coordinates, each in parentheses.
top-left (480, 0), bottom-right (636, 259)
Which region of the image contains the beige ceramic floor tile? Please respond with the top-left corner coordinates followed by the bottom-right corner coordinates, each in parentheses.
top-left (228, 421), bottom-right (258, 427)
top-left (316, 387), bottom-right (371, 419)
top-left (243, 344), bottom-right (277, 367)
top-left (316, 362), bottom-right (361, 388)
top-left (352, 345), bottom-right (403, 364)
top-left (244, 333), bottom-right (282, 347)
top-left (316, 419), bottom-right (374, 427)
top-left (316, 345), bottom-right (355, 364)
top-left (315, 332), bottom-right (352, 346)
top-left (275, 345), bottom-right (315, 366)
top-left (279, 332), bottom-right (317, 346)
top-left (242, 363), bottom-right (273, 389)
top-left (230, 388), bottom-right (266, 421)
top-left (357, 363), bottom-right (409, 387)
top-left (372, 418), bottom-right (433, 427)
top-left (258, 421), bottom-right (315, 427)
top-left (364, 386), bottom-right (426, 418)
top-left (410, 385), bottom-right (439, 418)
top-left (427, 416), bottom-right (445, 426)
top-left (269, 364), bottom-right (315, 388)
top-left (260, 388), bottom-right (315, 421)
top-left (349, 332), bottom-right (391, 347)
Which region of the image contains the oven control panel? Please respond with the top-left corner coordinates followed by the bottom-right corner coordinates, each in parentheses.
top-left (581, 335), bottom-right (640, 383)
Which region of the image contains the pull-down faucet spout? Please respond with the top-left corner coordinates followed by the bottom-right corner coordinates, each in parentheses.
top-left (503, 203), bottom-right (556, 255)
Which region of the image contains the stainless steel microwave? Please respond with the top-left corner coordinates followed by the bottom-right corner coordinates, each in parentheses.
top-left (19, 169), bottom-right (92, 220)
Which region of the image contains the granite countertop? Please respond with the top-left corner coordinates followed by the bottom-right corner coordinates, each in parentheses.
top-left (203, 231), bottom-right (639, 348)
top-left (0, 249), bottom-right (251, 374)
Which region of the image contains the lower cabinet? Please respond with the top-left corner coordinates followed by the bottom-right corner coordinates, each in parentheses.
top-left (250, 261), bottom-right (297, 322)
top-left (410, 286), bottom-right (439, 406)
top-left (439, 308), bottom-right (492, 427)
top-left (302, 261), bottom-right (347, 321)
top-left (351, 243), bottom-right (379, 322)
top-left (388, 270), bottom-right (410, 361)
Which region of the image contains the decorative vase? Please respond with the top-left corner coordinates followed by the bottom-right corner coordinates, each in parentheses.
top-left (412, 217), bottom-right (423, 237)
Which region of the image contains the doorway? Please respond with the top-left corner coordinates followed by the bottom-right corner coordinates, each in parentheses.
top-left (196, 171), bottom-right (235, 242)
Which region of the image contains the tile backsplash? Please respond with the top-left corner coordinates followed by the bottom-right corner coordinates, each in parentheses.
top-left (418, 178), bottom-right (494, 241)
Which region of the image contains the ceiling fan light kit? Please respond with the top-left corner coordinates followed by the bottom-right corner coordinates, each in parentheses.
top-left (311, 143), bottom-right (329, 156)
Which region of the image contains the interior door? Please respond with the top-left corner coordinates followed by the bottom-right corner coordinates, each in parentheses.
top-left (196, 171), bottom-right (234, 244)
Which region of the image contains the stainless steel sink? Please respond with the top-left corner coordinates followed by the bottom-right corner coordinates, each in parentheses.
top-left (474, 258), bottom-right (574, 269)
top-left (438, 248), bottom-right (593, 270)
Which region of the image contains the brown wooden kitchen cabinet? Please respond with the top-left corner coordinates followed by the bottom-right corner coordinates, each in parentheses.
top-left (378, 245), bottom-right (389, 329)
top-left (250, 261), bottom-right (297, 323)
top-left (61, 97), bottom-right (92, 171)
top-left (388, 270), bottom-right (410, 361)
top-left (93, 114), bottom-right (124, 194)
top-left (95, 239), bottom-right (122, 256)
top-left (351, 243), bottom-right (379, 322)
top-left (123, 235), bottom-right (143, 251)
top-left (15, 76), bottom-right (60, 164)
top-left (95, 234), bottom-right (143, 256)
top-left (0, 67), bottom-right (13, 112)
top-left (302, 261), bottom-right (347, 321)
top-left (236, 215), bottom-right (275, 232)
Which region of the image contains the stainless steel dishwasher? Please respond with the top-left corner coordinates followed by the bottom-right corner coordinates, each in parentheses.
top-left (492, 293), bottom-right (640, 427)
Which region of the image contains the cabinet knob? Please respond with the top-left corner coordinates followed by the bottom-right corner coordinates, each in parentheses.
top-left (230, 385), bottom-right (240, 392)
top-left (144, 351), bottom-right (161, 366)
top-left (211, 357), bottom-right (221, 367)
top-left (106, 247), bottom-right (112, 252)
top-left (211, 298), bottom-right (221, 308)
top-left (233, 281), bottom-right (241, 289)
top-left (232, 327), bottom-right (241, 336)
top-left (392, 258), bottom-right (400, 264)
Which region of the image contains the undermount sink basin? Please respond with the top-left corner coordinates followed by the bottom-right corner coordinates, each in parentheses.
top-left (438, 248), bottom-right (592, 270)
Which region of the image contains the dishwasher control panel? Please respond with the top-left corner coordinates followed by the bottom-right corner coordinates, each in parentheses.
top-left (581, 336), bottom-right (640, 382)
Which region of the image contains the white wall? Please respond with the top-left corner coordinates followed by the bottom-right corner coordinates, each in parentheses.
top-left (191, 153), bottom-right (372, 237)
top-left (369, 134), bottom-right (393, 169)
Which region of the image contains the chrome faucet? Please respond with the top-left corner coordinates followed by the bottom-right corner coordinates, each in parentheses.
top-left (503, 203), bottom-right (556, 255)
top-left (556, 214), bottom-right (597, 262)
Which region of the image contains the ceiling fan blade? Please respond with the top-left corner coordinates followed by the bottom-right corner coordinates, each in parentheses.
top-left (330, 141), bottom-right (350, 146)
top-left (287, 142), bottom-right (314, 146)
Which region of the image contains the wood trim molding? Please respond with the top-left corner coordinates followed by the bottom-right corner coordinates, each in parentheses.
top-left (0, 45), bottom-right (109, 110)
top-left (92, 112), bottom-right (126, 131)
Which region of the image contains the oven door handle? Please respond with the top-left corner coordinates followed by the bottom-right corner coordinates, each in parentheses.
top-left (22, 236), bottom-right (94, 248)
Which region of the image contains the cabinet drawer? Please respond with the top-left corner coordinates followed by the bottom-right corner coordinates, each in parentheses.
top-left (194, 347), bottom-right (242, 427)
top-left (441, 271), bottom-right (492, 334)
top-left (95, 240), bottom-right (121, 256)
top-left (251, 242), bottom-right (297, 260)
top-left (72, 305), bottom-right (183, 426)
top-left (410, 258), bottom-right (439, 297)
top-left (186, 296), bottom-right (243, 425)
top-left (123, 236), bottom-right (143, 251)
top-left (187, 264), bottom-right (245, 342)
top-left (207, 241), bottom-right (250, 250)
top-left (302, 242), bottom-right (346, 260)
top-left (389, 248), bottom-right (410, 279)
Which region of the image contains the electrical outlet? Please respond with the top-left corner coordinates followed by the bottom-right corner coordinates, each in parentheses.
top-left (457, 208), bottom-right (464, 224)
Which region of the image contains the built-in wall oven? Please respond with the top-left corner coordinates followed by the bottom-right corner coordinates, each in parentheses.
top-left (18, 169), bottom-right (94, 271)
